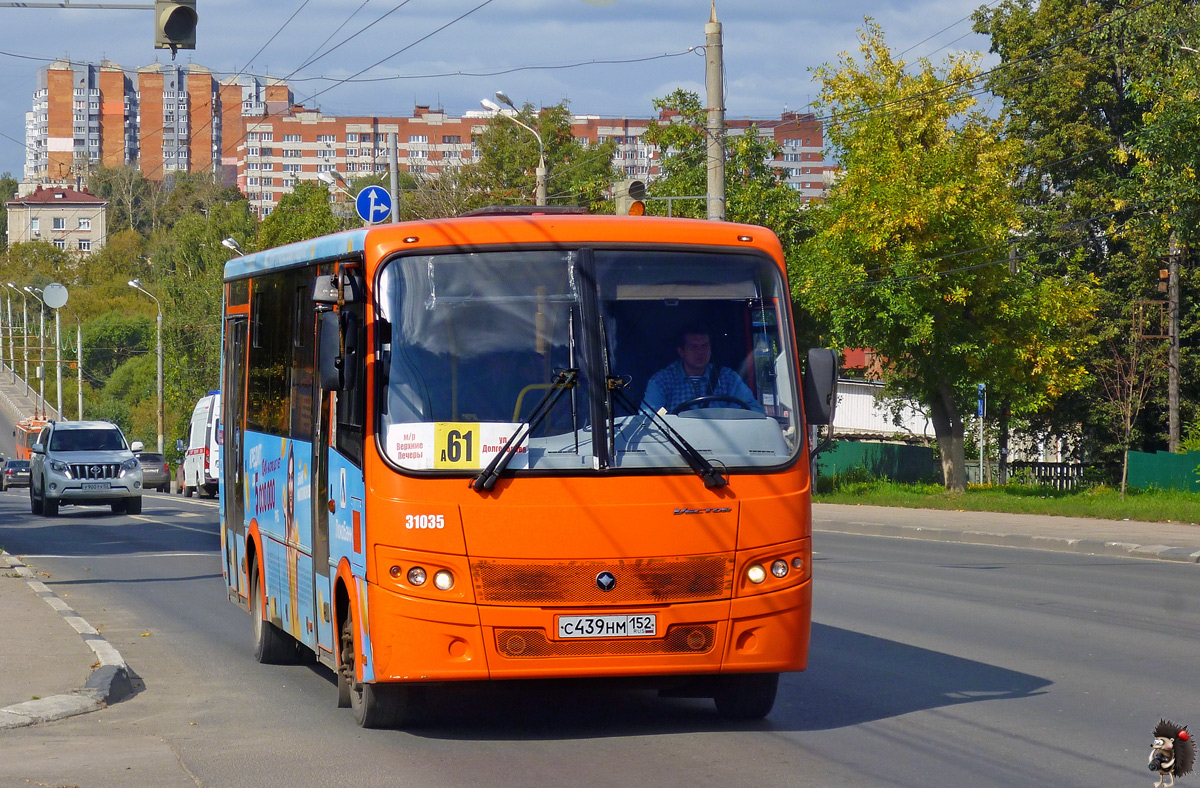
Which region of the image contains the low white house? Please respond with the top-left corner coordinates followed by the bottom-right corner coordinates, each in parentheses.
top-left (6, 185), bottom-right (107, 256)
top-left (832, 379), bottom-right (934, 440)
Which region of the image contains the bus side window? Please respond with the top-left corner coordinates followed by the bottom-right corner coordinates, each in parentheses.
top-left (334, 302), bottom-right (366, 467)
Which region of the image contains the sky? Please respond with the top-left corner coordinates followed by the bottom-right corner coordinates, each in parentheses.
top-left (0, 0), bottom-right (1000, 180)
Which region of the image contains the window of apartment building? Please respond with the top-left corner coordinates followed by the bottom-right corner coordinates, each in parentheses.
top-left (248, 177), bottom-right (259, 186)
top-left (360, 133), bottom-right (372, 143)
top-left (261, 163), bottom-right (274, 171)
top-left (283, 164), bottom-right (301, 173)
top-left (409, 149), bottom-right (427, 159)
top-left (248, 132), bottom-right (260, 142)
top-left (78, 217), bottom-right (90, 230)
top-left (248, 162), bottom-right (260, 170)
top-left (261, 147), bottom-right (273, 157)
top-left (248, 147), bottom-right (260, 157)
top-left (283, 134), bottom-right (302, 143)
top-left (375, 163), bottom-right (386, 173)
top-left (262, 177), bottom-right (275, 187)
top-left (29, 218), bottom-right (38, 231)
top-left (78, 240), bottom-right (91, 252)
top-left (346, 148), bottom-right (358, 157)
top-left (52, 218), bottom-right (65, 230)
top-left (346, 133), bottom-right (359, 143)
top-left (53, 239), bottom-right (65, 250)
top-left (317, 134), bottom-right (336, 143)
top-left (261, 132), bottom-right (273, 141)
top-left (283, 178), bottom-right (296, 188)
top-left (444, 150), bottom-right (460, 159)
top-left (409, 135), bottom-right (427, 144)
top-left (442, 135), bottom-right (461, 145)
top-left (317, 164), bottom-right (336, 173)
top-left (283, 149), bottom-right (302, 158)
top-left (411, 164), bottom-right (427, 174)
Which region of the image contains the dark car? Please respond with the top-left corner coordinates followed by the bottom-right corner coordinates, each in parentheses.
top-left (136, 452), bottom-right (171, 493)
top-left (1, 459), bottom-right (31, 491)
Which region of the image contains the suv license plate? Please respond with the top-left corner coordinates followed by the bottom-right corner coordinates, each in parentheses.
top-left (81, 482), bottom-right (111, 491)
top-left (557, 614), bottom-right (657, 639)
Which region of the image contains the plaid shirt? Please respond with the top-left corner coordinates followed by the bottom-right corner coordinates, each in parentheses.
top-left (642, 360), bottom-right (763, 413)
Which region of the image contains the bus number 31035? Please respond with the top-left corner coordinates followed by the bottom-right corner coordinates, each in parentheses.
top-left (405, 514), bottom-right (445, 529)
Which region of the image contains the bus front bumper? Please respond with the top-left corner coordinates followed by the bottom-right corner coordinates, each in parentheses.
top-left (365, 579), bottom-right (811, 683)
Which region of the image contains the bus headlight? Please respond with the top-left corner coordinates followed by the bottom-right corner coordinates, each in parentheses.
top-left (433, 570), bottom-right (454, 591)
top-left (407, 567), bottom-right (427, 586)
top-left (771, 559), bottom-right (789, 578)
top-left (746, 564), bottom-right (767, 584)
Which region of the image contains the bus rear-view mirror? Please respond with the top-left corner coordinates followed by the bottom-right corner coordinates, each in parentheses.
top-left (802, 348), bottom-right (839, 426)
top-left (319, 311), bottom-right (360, 392)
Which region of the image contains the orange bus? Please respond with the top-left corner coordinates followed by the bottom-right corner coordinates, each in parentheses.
top-left (220, 209), bottom-right (838, 727)
top-left (13, 417), bottom-right (48, 460)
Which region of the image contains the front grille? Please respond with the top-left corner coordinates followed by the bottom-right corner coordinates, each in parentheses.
top-left (496, 624), bottom-right (716, 658)
top-left (69, 463), bottom-right (120, 480)
top-left (471, 555), bottom-right (734, 606)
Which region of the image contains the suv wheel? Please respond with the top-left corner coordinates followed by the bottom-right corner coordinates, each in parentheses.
top-left (44, 496), bottom-right (59, 516)
top-left (126, 497), bottom-right (143, 515)
top-left (30, 485), bottom-right (42, 514)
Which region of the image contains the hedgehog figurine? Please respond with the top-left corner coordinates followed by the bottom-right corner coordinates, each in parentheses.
top-left (1150, 719), bottom-right (1195, 788)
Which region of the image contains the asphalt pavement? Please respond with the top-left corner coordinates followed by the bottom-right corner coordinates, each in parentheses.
top-left (2, 362), bottom-right (1198, 730)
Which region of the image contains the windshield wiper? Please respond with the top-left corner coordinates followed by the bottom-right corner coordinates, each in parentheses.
top-left (472, 369), bottom-right (579, 492)
top-left (607, 377), bottom-right (727, 489)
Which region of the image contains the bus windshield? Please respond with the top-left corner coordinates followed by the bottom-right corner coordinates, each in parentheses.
top-left (376, 247), bottom-right (800, 475)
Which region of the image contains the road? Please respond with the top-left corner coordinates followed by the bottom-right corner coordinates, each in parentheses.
top-left (0, 483), bottom-right (1196, 786)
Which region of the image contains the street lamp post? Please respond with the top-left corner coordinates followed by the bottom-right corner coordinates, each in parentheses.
top-left (30, 287), bottom-right (64, 420)
top-left (482, 92), bottom-right (547, 206)
top-left (7, 284), bottom-right (28, 398)
top-left (63, 304), bottom-right (83, 420)
top-left (129, 279), bottom-right (164, 454)
top-left (24, 287), bottom-right (46, 419)
top-left (4, 290), bottom-right (12, 384)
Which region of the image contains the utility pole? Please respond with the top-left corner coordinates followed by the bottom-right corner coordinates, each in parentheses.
top-left (704, 1), bottom-right (725, 221)
top-left (1168, 232), bottom-right (1181, 452)
top-left (388, 132), bottom-right (400, 223)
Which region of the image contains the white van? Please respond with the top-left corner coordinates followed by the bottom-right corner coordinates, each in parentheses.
top-left (183, 392), bottom-right (220, 498)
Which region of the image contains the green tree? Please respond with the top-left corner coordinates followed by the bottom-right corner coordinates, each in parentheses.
top-left (88, 163), bottom-right (157, 234)
top-left (641, 89), bottom-right (808, 254)
top-left (0, 172), bottom-right (17, 251)
top-left (973, 0), bottom-right (1197, 457)
top-left (795, 20), bottom-right (1096, 490)
top-left (473, 101), bottom-right (619, 209)
top-left (258, 180), bottom-right (341, 249)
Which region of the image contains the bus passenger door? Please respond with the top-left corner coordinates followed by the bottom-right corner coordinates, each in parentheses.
top-left (222, 316), bottom-right (249, 599)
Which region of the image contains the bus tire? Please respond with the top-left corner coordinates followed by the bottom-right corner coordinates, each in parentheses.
top-left (712, 672), bottom-right (779, 720)
top-left (340, 607), bottom-right (415, 728)
top-left (251, 565), bottom-right (295, 664)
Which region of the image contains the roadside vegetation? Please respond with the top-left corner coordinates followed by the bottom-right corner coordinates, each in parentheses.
top-left (815, 474), bottom-right (1200, 525)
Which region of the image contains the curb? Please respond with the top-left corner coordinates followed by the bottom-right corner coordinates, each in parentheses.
top-left (814, 521), bottom-right (1200, 563)
top-left (0, 553), bottom-right (134, 730)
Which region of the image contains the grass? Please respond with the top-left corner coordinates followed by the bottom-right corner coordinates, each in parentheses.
top-left (814, 479), bottom-right (1200, 525)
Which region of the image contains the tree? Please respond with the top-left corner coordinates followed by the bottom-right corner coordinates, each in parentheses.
top-left (795, 19), bottom-right (1096, 491)
top-left (88, 164), bottom-right (156, 234)
top-left (257, 181), bottom-right (342, 249)
top-left (974, 0), bottom-right (1198, 457)
top-left (473, 101), bottom-right (619, 210)
top-left (0, 172), bottom-right (17, 251)
top-left (640, 90), bottom-right (808, 254)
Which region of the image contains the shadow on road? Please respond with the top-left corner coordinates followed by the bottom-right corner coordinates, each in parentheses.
top-left (383, 621), bottom-right (1050, 740)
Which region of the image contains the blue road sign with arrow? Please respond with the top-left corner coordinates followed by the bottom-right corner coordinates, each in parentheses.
top-left (355, 185), bottom-right (392, 224)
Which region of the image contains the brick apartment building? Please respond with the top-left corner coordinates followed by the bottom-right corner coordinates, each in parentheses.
top-left (24, 60), bottom-right (827, 218)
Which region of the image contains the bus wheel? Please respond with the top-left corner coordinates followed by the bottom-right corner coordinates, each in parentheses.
top-left (340, 607), bottom-right (412, 728)
top-left (712, 673), bottom-right (779, 720)
top-left (250, 564), bottom-right (295, 664)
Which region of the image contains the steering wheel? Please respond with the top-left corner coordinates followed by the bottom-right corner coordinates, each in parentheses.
top-left (670, 394), bottom-right (753, 415)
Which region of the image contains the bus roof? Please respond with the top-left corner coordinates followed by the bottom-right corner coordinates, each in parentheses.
top-left (224, 215), bottom-right (783, 281)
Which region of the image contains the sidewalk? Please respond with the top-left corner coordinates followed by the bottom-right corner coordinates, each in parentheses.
top-left (814, 502), bottom-right (1200, 562)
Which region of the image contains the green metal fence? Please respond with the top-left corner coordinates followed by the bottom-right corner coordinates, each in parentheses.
top-left (816, 441), bottom-right (940, 484)
top-left (1125, 449), bottom-right (1200, 492)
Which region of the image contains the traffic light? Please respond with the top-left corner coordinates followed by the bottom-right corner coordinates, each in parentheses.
top-left (155, 0), bottom-right (197, 59)
top-left (614, 179), bottom-right (646, 216)
top-left (1159, 267), bottom-right (1169, 293)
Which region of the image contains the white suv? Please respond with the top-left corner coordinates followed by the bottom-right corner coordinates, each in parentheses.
top-left (29, 421), bottom-right (144, 516)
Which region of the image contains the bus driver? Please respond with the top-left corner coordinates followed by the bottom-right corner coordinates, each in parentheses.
top-left (642, 327), bottom-right (764, 414)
